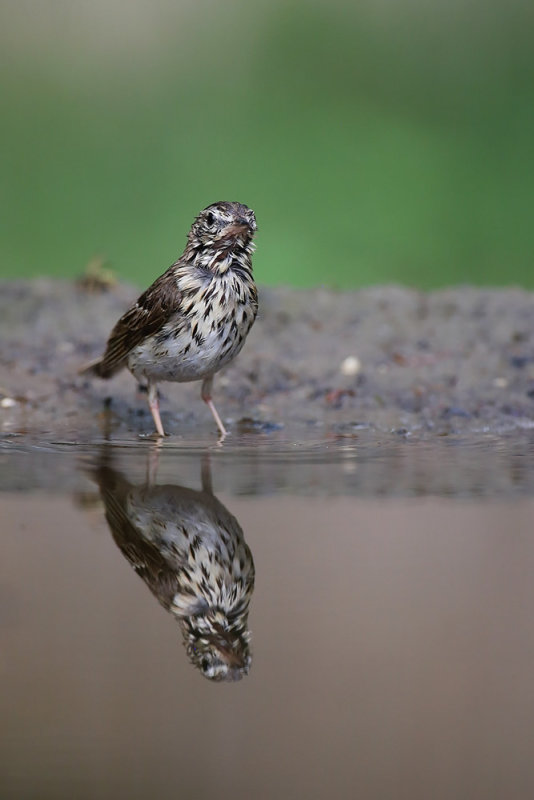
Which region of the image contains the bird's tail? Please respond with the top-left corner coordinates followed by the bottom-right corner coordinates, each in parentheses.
top-left (78, 356), bottom-right (107, 378)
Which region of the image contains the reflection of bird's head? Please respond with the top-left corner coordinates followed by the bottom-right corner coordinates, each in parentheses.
top-left (186, 610), bottom-right (252, 682)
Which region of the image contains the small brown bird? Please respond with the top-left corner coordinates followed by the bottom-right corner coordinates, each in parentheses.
top-left (80, 202), bottom-right (258, 437)
top-left (89, 449), bottom-right (255, 681)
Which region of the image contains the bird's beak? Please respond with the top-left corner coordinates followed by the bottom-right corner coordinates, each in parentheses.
top-left (225, 217), bottom-right (256, 237)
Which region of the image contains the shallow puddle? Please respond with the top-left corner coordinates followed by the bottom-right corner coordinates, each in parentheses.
top-left (1, 435), bottom-right (534, 799)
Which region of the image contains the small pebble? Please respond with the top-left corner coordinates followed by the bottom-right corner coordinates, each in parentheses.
top-left (509, 356), bottom-right (529, 369)
top-left (1, 397), bottom-right (16, 408)
top-left (340, 356), bottom-right (361, 376)
top-left (493, 377), bottom-right (509, 388)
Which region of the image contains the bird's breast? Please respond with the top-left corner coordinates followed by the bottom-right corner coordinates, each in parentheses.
top-left (127, 272), bottom-right (257, 383)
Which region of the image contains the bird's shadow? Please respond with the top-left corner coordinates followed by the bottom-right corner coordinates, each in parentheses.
top-left (79, 445), bottom-right (255, 681)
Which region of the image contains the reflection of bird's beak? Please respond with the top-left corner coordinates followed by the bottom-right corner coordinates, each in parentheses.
top-left (207, 628), bottom-right (248, 669)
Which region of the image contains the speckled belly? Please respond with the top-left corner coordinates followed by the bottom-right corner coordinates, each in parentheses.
top-left (127, 308), bottom-right (253, 383)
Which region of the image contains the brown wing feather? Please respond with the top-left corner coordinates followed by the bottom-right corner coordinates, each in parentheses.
top-left (96, 267), bottom-right (182, 377)
top-left (94, 465), bottom-right (181, 610)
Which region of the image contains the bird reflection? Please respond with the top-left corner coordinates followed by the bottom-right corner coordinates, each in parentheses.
top-left (88, 447), bottom-right (255, 681)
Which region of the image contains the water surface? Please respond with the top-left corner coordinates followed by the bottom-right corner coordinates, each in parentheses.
top-left (1, 435), bottom-right (533, 799)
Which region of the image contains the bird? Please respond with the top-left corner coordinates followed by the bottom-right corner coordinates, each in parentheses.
top-left (80, 201), bottom-right (258, 437)
top-left (88, 447), bottom-right (255, 681)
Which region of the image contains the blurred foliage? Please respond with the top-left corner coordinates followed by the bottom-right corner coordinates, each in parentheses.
top-left (0, 0), bottom-right (533, 288)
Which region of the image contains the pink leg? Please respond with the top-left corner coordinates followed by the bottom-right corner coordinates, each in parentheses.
top-left (201, 376), bottom-right (227, 438)
top-left (147, 382), bottom-right (165, 437)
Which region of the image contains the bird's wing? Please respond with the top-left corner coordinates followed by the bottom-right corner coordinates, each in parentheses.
top-left (98, 268), bottom-right (182, 376)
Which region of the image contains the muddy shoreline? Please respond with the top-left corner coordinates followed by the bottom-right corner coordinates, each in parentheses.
top-left (1, 279), bottom-right (534, 442)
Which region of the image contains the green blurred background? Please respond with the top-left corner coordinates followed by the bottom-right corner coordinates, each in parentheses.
top-left (1, 0), bottom-right (533, 289)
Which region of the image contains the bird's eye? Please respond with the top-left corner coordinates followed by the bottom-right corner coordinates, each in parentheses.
top-left (205, 211), bottom-right (215, 226)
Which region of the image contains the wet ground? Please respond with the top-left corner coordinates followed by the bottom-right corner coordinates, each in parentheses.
top-left (1, 435), bottom-right (534, 799)
top-left (1, 280), bottom-right (534, 439)
top-left (2, 280), bottom-right (534, 798)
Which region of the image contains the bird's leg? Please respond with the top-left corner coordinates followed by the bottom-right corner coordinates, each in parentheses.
top-left (201, 376), bottom-right (227, 438)
top-left (147, 382), bottom-right (165, 437)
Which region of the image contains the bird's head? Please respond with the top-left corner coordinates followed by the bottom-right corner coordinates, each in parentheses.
top-left (189, 201), bottom-right (257, 251)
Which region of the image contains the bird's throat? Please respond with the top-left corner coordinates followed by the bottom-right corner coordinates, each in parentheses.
top-left (189, 240), bottom-right (254, 278)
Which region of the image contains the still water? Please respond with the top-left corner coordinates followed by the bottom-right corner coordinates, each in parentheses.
top-left (1, 434), bottom-right (534, 799)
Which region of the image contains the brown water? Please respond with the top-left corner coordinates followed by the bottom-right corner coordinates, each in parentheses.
top-left (1, 436), bottom-right (534, 799)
